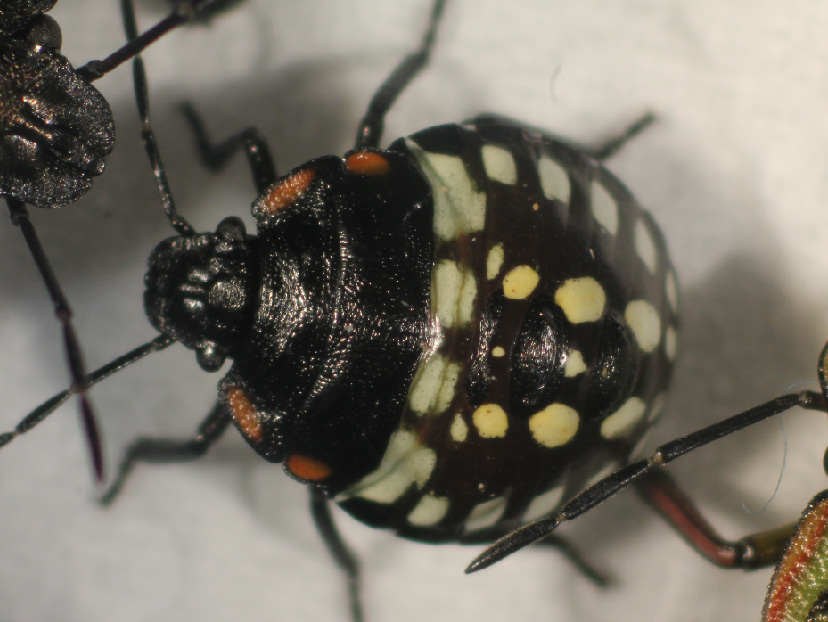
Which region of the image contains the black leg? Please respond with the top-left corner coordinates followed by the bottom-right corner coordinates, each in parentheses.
top-left (466, 389), bottom-right (828, 573)
top-left (536, 535), bottom-right (612, 587)
top-left (180, 104), bottom-right (277, 194)
top-left (355, 0), bottom-right (447, 148)
top-left (169, 0), bottom-right (245, 24)
top-left (458, 519), bottom-right (610, 586)
top-left (585, 112), bottom-right (656, 161)
top-left (121, 0), bottom-right (194, 236)
top-left (100, 401), bottom-right (231, 505)
top-left (6, 197), bottom-right (103, 481)
top-left (310, 488), bottom-right (364, 622)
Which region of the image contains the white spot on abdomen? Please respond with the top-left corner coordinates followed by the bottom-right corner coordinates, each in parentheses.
top-left (665, 325), bottom-right (677, 360)
top-left (341, 430), bottom-right (437, 504)
top-left (405, 138), bottom-right (486, 240)
top-left (486, 243), bottom-right (504, 280)
top-left (625, 300), bottom-right (661, 352)
top-left (434, 260), bottom-right (477, 328)
top-left (465, 497), bottom-right (507, 532)
top-left (538, 157), bottom-right (570, 203)
top-left (522, 485), bottom-right (565, 522)
top-left (408, 354), bottom-right (461, 416)
top-left (450, 413), bottom-right (468, 443)
top-left (407, 495), bottom-right (450, 527)
top-left (591, 181), bottom-right (618, 235)
top-left (481, 144), bottom-right (517, 185)
top-left (635, 218), bottom-right (657, 272)
top-left (601, 397), bottom-right (646, 439)
top-left (564, 349), bottom-right (586, 377)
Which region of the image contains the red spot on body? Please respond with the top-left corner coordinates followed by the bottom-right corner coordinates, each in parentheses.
top-left (286, 455), bottom-right (332, 482)
top-left (225, 385), bottom-right (263, 442)
top-left (346, 151), bottom-right (391, 176)
top-left (262, 168), bottom-right (316, 214)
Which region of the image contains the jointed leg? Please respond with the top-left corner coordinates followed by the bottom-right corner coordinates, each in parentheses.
top-left (101, 401), bottom-right (231, 505)
top-left (355, 0), bottom-right (447, 148)
top-left (585, 112), bottom-right (656, 161)
top-left (310, 488), bottom-right (364, 622)
top-left (180, 104), bottom-right (277, 194)
top-left (467, 390), bottom-right (827, 573)
top-left (6, 198), bottom-right (102, 481)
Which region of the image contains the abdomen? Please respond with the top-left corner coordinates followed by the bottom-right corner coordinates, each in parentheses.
top-left (337, 118), bottom-right (678, 543)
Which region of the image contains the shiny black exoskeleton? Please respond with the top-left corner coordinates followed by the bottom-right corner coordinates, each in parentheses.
top-left (0, 0), bottom-right (114, 208)
top-left (11, 2), bottom-right (828, 622)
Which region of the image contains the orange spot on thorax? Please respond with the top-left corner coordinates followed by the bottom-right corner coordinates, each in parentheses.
top-left (286, 454), bottom-right (333, 482)
top-left (262, 168), bottom-right (316, 215)
top-left (225, 385), bottom-right (264, 442)
top-left (346, 151), bottom-right (391, 176)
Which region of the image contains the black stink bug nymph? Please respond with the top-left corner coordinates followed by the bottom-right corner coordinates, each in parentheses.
top-left (5, 2), bottom-right (828, 622)
top-left (148, 109), bottom-right (678, 532)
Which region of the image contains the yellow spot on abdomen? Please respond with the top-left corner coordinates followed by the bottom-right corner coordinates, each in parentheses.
top-left (528, 404), bottom-right (579, 447)
top-left (554, 277), bottom-right (606, 323)
top-left (472, 403), bottom-right (509, 438)
top-left (502, 265), bottom-right (539, 300)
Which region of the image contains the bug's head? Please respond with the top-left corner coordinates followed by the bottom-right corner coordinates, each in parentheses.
top-left (144, 216), bottom-right (258, 371)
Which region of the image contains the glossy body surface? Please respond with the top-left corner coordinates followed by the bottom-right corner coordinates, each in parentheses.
top-left (147, 113), bottom-right (675, 542)
top-left (0, 0), bottom-right (115, 208)
top-left (2, 2), bottom-right (828, 622)
top-left (337, 120), bottom-right (675, 540)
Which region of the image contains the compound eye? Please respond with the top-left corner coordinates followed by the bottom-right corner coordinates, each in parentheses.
top-left (216, 217), bottom-right (247, 244)
top-left (196, 342), bottom-right (225, 372)
top-left (23, 14), bottom-right (62, 53)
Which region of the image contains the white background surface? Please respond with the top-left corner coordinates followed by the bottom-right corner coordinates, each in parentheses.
top-left (3, 1), bottom-right (828, 621)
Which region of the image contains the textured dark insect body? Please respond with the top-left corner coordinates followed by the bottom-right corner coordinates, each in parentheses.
top-left (0, 0), bottom-right (242, 209)
top-left (0, 0), bottom-right (114, 208)
top-left (177, 119), bottom-right (678, 540)
top-left (17, 1), bottom-right (823, 620)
